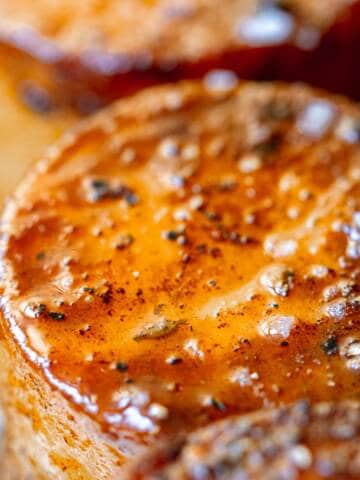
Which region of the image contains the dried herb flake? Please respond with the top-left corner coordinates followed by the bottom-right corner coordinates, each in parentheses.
top-left (133, 318), bottom-right (185, 341)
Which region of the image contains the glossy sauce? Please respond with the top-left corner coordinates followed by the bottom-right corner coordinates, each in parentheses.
top-left (0, 81), bottom-right (359, 452)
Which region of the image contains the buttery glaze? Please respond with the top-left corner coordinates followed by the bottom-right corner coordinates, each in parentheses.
top-left (130, 400), bottom-right (360, 479)
top-left (1, 80), bottom-right (359, 453)
top-left (0, 0), bottom-right (360, 109)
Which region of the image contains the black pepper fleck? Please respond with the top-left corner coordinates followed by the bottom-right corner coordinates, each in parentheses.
top-left (48, 311), bottom-right (66, 321)
top-left (116, 362), bottom-right (129, 372)
top-left (163, 230), bottom-right (181, 241)
top-left (321, 336), bottom-right (339, 356)
top-left (211, 398), bottom-right (226, 412)
top-left (166, 356), bottom-right (183, 365)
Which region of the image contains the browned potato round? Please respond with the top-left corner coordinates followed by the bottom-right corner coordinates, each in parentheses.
top-left (130, 400), bottom-right (360, 479)
top-left (0, 0), bottom-right (359, 109)
top-left (0, 79), bottom-right (359, 477)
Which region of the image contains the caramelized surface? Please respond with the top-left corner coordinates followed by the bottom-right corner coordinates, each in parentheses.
top-left (0, 0), bottom-right (360, 106)
top-left (1, 81), bottom-right (359, 452)
top-left (130, 400), bottom-right (360, 479)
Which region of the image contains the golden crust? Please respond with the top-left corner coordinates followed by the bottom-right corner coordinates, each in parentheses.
top-left (129, 400), bottom-right (360, 479)
top-left (0, 80), bottom-right (359, 478)
top-left (0, 321), bottom-right (129, 479)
